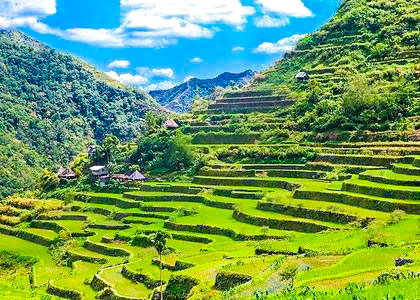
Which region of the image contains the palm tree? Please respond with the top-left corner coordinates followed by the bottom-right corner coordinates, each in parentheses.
top-left (150, 231), bottom-right (171, 300)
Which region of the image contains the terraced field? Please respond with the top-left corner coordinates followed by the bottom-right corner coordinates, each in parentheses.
top-left (3, 91), bottom-right (420, 299)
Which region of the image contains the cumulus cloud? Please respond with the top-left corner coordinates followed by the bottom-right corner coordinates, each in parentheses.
top-left (121, 0), bottom-right (255, 28)
top-left (136, 67), bottom-right (174, 78)
top-left (108, 60), bottom-right (131, 69)
top-left (254, 16), bottom-right (290, 28)
top-left (190, 57), bottom-right (204, 64)
top-left (144, 81), bottom-right (176, 91)
top-left (232, 46), bottom-right (245, 53)
top-left (106, 70), bottom-right (148, 86)
top-left (254, 33), bottom-right (307, 54)
top-left (0, 0), bottom-right (56, 17)
top-left (255, 0), bottom-right (313, 18)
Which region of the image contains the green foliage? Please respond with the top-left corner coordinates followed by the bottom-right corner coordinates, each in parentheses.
top-left (133, 130), bottom-right (195, 174)
top-left (0, 30), bottom-right (161, 195)
top-left (253, 0), bottom-right (420, 133)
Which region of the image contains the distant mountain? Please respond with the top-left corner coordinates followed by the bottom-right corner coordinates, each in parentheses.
top-left (149, 70), bottom-right (255, 113)
top-left (0, 30), bottom-right (162, 196)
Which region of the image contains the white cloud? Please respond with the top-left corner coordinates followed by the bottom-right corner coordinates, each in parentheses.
top-left (254, 15), bottom-right (290, 28)
top-left (0, 0), bottom-right (56, 17)
top-left (254, 33), bottom-right (307, 54)
top-left (106, 70), bottom-right (148, 86)
top-left (190, 57), bottom-right (203, 64)
top-left (184, 76), bottom-right (195, 82)
top-left (137, 67), bottom-right (174, 78)
top-left (144, 81), bottom-right (176, 91)
top-left (121, 0), bottom-right (255, 29)
top-left (108, 60), bottom-right (131, 69)
top-left (232, 46), bottom-right (245, 53)
top-left (255, 0), bottom-right (313, 18)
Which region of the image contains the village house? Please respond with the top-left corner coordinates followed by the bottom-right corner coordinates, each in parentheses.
top-left (296, 71), bottom-right (309, 81)
top-left (57, 167), bottom-right (77, 180)
top-left (90, 165), bottom-right (109, 176)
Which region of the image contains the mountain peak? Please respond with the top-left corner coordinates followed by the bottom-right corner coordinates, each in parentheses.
top-left (149, 70), bottom-right (255, 113)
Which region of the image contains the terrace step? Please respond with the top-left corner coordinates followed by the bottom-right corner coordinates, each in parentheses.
top-left (192, 176), bottom-right (299, 190)
top-left (216, 95), bottom-right (286, 104)
top-left (305, 162), bottom-right (385, 174)
top-left (315, 154), bottom-right (403, 167)
top-left (199, 169), bottom-right (326, 179)
top-left (293, 189), bottom-right (420, 215)
top-left (255, 201), bottom-right (360, 225)
top-left (342, 178), bottom-right (420, 201)
top-left (232, 208), bottom-right (338, 233)
top-left (359, 169), bottom-right (420, 187)
top-left (208, 100), bottom-right (295, 110)
top-left (223, 90), bottom-right (272, 98)
top-left (392, 163), bottom-right (420, 176)
top-left (209, 163), bottom-right (306, 170)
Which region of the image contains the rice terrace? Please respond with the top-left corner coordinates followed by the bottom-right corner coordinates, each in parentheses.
top-left (2, 0), bottom-right (420, 299)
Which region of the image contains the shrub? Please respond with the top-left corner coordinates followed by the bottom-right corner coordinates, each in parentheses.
top-left (388, 209), bottom-right (406, 225)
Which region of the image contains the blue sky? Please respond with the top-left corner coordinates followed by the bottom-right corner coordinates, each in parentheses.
top-left (0, 0), bottom-right (340, 91)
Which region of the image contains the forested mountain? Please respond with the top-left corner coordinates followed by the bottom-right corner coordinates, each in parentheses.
top-left (253, 0), bottom-right (420, 132)
top-left (149, 70), bottom-right (255, 112)
top-left (0, 30), bottom-right (162, 196)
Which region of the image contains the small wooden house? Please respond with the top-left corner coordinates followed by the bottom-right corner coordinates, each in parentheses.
top-left (296, 72), bottom-right (309, 81)
top-left (129, 171), bottom-right (146, 181)
top-left (111, 174), bottom-right (130, 183)
top-left (90, 166), bottom-right (109, 176)
top-left (163, 119), bottom-right (179, 130)
top-left (57, 167), bottom-right (77, 180)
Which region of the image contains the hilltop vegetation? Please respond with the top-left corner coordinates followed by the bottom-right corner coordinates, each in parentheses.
top-left (0, 30), bottom-right (162, 196)
top-left (254, 0), bottom-right (420, 132)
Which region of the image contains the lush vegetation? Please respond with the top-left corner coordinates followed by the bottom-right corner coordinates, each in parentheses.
top-left (0, 30), bottom-right (162, 196)
top-left (253, 0), bottom-right (420, 133)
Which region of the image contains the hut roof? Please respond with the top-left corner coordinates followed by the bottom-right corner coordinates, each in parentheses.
top-left (296, 72), bottom-right (309, 80)
top-left (111, 174), bottom-right (130, 180)
top-left (90, 166), bottom-right (107, 171)
top-left (57, 167), bottom-right (77, 178)
top-left (130, 171), bottom-right (146, 180)
top-left (163, 119), bottom-right (179, 129)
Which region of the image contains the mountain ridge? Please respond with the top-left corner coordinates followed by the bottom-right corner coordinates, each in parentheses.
top-left (149, 69), bottom-right (255, 113)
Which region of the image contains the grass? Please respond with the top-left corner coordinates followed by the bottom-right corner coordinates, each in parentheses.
top-left (296, 248), bottom-right (405, 285)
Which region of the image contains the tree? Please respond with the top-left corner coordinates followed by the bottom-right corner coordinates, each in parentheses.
top-left (280, 260), bottom-right (299, 286)
top-left (150, 231), bottom-right (171, 300)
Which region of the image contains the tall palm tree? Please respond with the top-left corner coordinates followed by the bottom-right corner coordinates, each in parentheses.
top-left (150, 231), bottom-right (171, 300)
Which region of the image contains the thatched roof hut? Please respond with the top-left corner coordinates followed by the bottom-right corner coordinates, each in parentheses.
top-left (57, 167), bottom-right (77, 179)
top-left (163, 119), bottom-right (179, 129)
top-left (130, 171), bottom-right (146, 181)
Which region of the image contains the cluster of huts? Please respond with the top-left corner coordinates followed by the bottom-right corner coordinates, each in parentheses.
top-left (57, 166), bottom-right (146, 185)
top-left (56, 118), bottom-right (180, 185)
top-left (89, 166), bottom-right (146, 183)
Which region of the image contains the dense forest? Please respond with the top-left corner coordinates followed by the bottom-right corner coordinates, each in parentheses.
top-left (254, 0), bottom-right (420, 132)
top-left (0, 30), bottom-right (163, 196)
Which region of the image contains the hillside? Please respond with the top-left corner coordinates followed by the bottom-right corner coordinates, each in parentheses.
top-left (4, 1), bottom-right (420, 299)
top-left (149, 70), bottom-right (255, 112)
top-left (0, 30), bottom-right (162, 196)
top-left (253, 0), bottom-right (420, 132)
